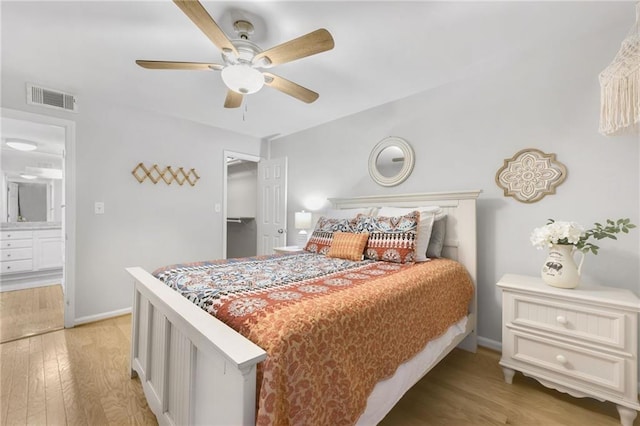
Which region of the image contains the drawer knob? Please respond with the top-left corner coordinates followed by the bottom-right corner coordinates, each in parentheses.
top-left (556, 316), bottom-right (568, 325)
top-left (555, 354), bottom-right (568, 365)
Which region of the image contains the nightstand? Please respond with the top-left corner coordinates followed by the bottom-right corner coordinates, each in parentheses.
top-left (273, 246), bottom-right (304, 255)
top-left (497, 274), bottom-right (640, 426)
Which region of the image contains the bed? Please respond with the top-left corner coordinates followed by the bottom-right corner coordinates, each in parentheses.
top-left (126, 190), bottom-right (480, 425)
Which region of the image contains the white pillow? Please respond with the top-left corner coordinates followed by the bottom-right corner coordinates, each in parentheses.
top-left (377, 206), bottom-right (444, 220)
top-left (377, 206), bottom-right (443, 262)
top-left (324, 207), bottom-right (374, 219)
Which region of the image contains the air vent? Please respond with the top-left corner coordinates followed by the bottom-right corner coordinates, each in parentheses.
top-left (26, 83), bottom-right (78, 112)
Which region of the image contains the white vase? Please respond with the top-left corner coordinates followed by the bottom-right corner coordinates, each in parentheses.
top-left (541, 244), bottom-right (585, 289)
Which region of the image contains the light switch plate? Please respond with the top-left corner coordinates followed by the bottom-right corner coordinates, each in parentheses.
top-left (94, 202), bottom-right (105, 214)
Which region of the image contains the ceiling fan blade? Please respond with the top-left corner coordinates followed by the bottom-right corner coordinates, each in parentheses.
top-left (136, 60), bottom-right (224, 71)
top-left (224, 90), bottom-right (243, 108)
top-left (253, 29), bottom-right (334, 67)
top-left (173, 0), bottom-right (238, 56)
top-left (263, 72), bottom-right (319, 103)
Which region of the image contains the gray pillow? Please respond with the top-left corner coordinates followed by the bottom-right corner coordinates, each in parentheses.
top-left (426, 215), bottom-right (447, 258)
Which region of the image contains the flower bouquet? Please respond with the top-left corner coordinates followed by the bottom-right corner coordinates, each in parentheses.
top-left (531, 218), bottom-right (636, 255)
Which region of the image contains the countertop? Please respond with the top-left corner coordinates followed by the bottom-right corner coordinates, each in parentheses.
top-left (1, 222), bottom-right (62, 231)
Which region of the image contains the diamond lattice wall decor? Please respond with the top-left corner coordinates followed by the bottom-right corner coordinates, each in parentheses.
top-left (132, 163), bottom-right (200, 186)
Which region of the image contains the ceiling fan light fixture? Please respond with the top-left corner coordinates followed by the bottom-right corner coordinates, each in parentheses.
top-left (221, 65), bottom-right (264, 94)
top-left (6, 138), bottom-right (38, 151)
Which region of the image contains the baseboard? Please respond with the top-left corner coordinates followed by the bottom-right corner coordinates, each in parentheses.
top-left (477, 335), bottom-right (502, 352)
top-left (74, 307), bottom-right (131, 326)
top-left (0, 277), bottom-right (62, 292)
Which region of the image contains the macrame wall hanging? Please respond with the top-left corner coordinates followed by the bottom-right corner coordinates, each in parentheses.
top-left (599, 3), bottom-right (640, 136)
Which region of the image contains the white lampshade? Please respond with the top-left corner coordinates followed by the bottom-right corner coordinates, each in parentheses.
top-left (6, 138), bottom-right (37, 151)
top-left (221, 65), bottom-right (264, 94)
top-left (294, 211), bottom-right (312, 229)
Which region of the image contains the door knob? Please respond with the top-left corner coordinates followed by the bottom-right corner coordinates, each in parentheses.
top-left (277, 229), bottom-right (284, 234)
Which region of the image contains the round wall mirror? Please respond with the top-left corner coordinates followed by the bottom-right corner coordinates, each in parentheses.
top-left (368, 137), bottom-right (415, 186)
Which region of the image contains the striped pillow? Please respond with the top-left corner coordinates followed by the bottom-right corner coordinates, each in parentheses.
top-left (327, 232), bottom-right (369, 261)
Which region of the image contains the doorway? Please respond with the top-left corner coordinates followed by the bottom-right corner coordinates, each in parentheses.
top-left (222, 151), bottom-right (260, 259)
top-left (0, 108), bottom-right (76, 338)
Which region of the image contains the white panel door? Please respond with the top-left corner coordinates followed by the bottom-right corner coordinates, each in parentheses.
top-left (257, 158), bottom-right (287, 255)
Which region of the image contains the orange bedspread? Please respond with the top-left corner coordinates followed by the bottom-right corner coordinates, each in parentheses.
top-left (217, 258), bottom-right (473, 425)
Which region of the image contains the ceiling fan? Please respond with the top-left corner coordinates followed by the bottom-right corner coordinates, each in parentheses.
top-left (136, 0), bottom-right (335, 108)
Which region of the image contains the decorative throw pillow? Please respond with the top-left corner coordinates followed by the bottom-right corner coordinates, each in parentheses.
top-left (426, 215), bottom-right (447, 258)
top-left (377, 206), bottom-right (443, 262)
top-left (355, 211), bottom-right (420, 263)
top-left (327, 232), bottom-right (369, 261)
top-left (304, 216), bottom-right (357, 255)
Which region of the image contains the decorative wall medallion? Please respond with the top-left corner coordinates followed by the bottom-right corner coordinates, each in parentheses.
top-left (132, 163), bottom-right (200, 186)
top-left (495, 148), bottom-right (567, 203)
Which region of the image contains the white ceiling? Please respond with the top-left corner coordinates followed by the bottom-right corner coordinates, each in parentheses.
top-left (1, 1), bottom-right (634, 140)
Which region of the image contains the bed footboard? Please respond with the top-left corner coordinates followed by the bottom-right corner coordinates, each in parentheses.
top-left (126, 267), bottom-right (267, 426)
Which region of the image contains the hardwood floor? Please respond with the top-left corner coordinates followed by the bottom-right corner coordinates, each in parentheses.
top-left (0, 285), bottom-right (64, 343)
top-left (0, 315), bottom-right (155, 425)
top-left (381, 345), bottom-right (634, 426)
top-left (0, 315), bottom-right (636, 425)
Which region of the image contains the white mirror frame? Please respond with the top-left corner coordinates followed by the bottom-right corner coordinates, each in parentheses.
top-left (368, 136), bottom-right (415, 187)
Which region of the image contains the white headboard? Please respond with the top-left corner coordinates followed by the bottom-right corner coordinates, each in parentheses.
top-left (328, 190), bottom-right (481, 335)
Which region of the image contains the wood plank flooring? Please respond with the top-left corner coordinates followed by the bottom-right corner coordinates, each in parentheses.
top-left (0, 314), bottom-right (636, 425)
top-left (0, 315), bottom-right (155, 425)
top-left (0, 285), bottom-right (64, 343)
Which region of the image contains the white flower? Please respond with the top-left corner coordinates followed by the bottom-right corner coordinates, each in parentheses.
top-left (530, 221), bottom-right (585, 250)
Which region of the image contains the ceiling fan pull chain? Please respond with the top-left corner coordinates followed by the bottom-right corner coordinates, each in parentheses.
top-left (243, 100), bottom-right (248, 122)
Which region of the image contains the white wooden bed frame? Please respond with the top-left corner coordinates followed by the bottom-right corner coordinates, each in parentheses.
top-left (126, 190), bottom-right (481, 426)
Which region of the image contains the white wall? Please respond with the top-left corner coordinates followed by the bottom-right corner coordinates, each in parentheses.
top-left (2, 76), bottom-right (262, 321)
top-left (271, 15), bottom-right (640, 348)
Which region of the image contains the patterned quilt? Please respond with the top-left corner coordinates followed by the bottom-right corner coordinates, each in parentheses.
top-left (154, 253), bottom-right (473, 426)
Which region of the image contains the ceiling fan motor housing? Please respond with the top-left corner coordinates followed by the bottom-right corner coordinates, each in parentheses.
top-left (222, 39), bottom-right (262, 65)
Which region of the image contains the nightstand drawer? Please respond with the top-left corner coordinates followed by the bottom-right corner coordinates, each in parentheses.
top-left (505, 293), bottom-right (627, 350)
top-left (1, 247), bottom-right (32, 261)
top-left (510, 331), bottom-right (626, 394)
top-left (1, 259), bottom-right (33, 274)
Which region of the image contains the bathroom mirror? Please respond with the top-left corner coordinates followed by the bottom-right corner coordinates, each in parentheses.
top-left (368, 137), bottom-right (415, 187)
top-left (4, 177), bottom-right (53, 222)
